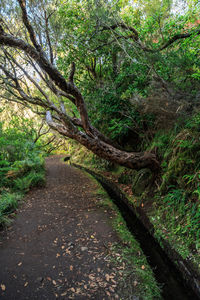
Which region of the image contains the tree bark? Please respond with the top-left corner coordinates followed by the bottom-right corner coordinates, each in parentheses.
top-left (47, 117), bottom-right (160, 172)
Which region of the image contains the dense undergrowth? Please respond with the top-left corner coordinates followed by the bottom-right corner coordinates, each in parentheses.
top-left (0, 118), bottom-right (46, 227)
top-left (148, 112), bottom-right (200, 261)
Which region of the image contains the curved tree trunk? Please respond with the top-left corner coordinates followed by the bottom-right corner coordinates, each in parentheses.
top-left (0, 0), bottom-right (160, 174)
top-left (47, 119), bottom-right (160, 172)
top-left (77, 133), bottom-right (160, 172)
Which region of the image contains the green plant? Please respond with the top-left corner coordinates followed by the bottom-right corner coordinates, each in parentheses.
top-left (0, 117), bottom-right (46, 226)
top-left (153, 188), bottom-right (200, 253)
top-left (0, 192), bottom-right (21, 226)
top-left (13, 171), bottom-right (45, 192)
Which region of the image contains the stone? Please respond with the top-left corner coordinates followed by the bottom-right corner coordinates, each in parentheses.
top-left (36, 277), bottom-right (44, 283)
top-left (131, 168), bottom-right (153, 196)
top-left (81, 246), bottom-right (88, 252)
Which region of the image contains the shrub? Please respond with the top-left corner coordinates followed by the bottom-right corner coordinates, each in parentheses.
top-left (0, 193), bottom-right (21, 226)
top-left (13, 171), bottom-right (45, 192)
top-left (0, 118), bottom-right (46, 226)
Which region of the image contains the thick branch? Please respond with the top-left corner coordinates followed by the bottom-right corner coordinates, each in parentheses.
top-left (76, 133), bottom-right (160, 172)
top-left (44, 10), bottom-right (54, 63)
top-left (102, 23), bottom-right (139, 40)
top-left (3, 49), bottom-right (50, 103)
top-left (101, 22), bottom-right (200, 52)
top-left (154, 30), bottom-right (200, 52)
top-left (68, 62), bottom-right (75, 84)
top-left (17, 0), bottom-right (43, 52)
top-left (47, 118), bottom-right (160, 172)
top-left (0, 30), bottom-right (91, 133)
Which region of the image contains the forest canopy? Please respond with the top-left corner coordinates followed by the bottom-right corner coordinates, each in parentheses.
top-left (0, 0), bottom-right (199, 172)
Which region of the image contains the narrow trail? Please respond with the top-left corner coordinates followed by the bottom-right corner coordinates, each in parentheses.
top-left (0, 156), bottom-right (123, 300)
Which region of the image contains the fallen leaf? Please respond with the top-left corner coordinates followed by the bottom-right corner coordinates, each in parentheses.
top-left (76, 288), bottom-right (81, 294)
top-left (65, 249), bottom-right (71, 254)
top-left (90, 235), bottom-right (94, 239)
top-left (109, 286), bottom-right (115, 293)
top-left (18, 262), bottom-right (22, 266)
top-left (106, 291), bottom-right (111, 296)
top-left (1, 284), bottom-right (6, 291)
top-left (52, 280), bottom-right (56, 285)
top-left (24, 282), bottom-right (28, 287)
top-left (111, 279), bottom-right (116, 284)
top-left (105, 274), bottom-right (110, 282)
top-left (89, 274), bottom-right (95, 281)
top-left (70, 265), bottom-right (73, 271)
top-left (70, 287), bottom-right (75, 292)
top-left (47, 277), bottom-right (51, 281)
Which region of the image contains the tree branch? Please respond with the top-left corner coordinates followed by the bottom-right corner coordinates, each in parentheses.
top-left (44, 10), bottom-right (54, 64)
top-left (17, 0), bottom-right (43, 52)
top-left (100, 22), bottom-right (200, 52)
top-left (0, 29), bottom-right (92, 133)
top-left (68, 62), bottom-right (75, 84)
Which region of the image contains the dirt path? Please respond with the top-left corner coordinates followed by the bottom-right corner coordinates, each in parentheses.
top-left (0, 156), bottom-right (123, 300)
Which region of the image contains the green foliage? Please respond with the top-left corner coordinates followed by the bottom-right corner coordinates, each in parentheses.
top-left (0, 116), bottom-right (46, 227)
top-left (0, 193), bottom-right (21, 226)
top-left (57, 0), bottom-right (200, 147)
top-left (185, 111), bottom-right (200, 129)
top-left (152, 188), bottom-right (200, 253)
top-left (118, 170), bottom-right (135, 184)
top-left (13, 170), bottom-right (45, 193)
top-left (0, 192), bottom-right (19, 215)
top-left (149, 112), bottom-right (200, 254)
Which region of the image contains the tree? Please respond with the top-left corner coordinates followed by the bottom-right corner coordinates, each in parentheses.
top-left (57, 0), bottom-right (200, 139)
top-left (0, 0), bottom-right (199, 172)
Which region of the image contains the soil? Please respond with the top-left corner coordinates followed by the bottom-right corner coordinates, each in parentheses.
top-left (0, 156), bottom-right (126, 300)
